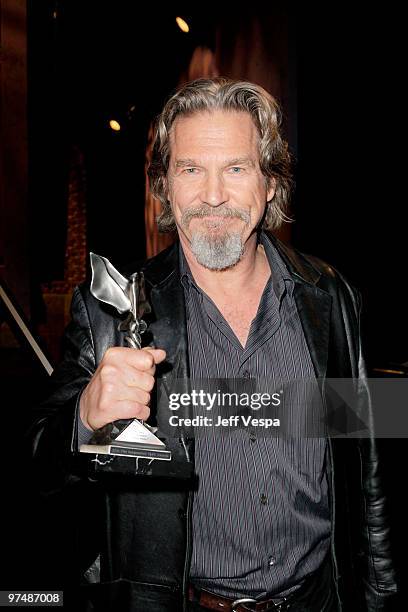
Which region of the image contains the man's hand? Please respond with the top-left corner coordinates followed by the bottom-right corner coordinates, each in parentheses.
top-left (79, 346), bottom-right (166, 432)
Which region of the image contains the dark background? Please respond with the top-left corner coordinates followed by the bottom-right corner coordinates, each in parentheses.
top-left (0, 2), bottom-right (405, 608)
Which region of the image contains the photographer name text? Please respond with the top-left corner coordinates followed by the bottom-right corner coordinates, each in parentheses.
top-left (168, 415), bottom-right (280, 428)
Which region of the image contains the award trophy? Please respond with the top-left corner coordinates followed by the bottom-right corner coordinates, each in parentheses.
top-left (79, 253), bottom-right (171, 462)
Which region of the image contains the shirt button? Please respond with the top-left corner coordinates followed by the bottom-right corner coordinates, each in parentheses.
top-left (260, 494), bottom-right (267, 505)
top-left (242, 370), bottom-right (250, 379)
top-left (268, 556), bottom-right (276, 567)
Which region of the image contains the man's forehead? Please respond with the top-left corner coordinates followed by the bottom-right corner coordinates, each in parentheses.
top-left (168, 110), bottom-right (260, 156)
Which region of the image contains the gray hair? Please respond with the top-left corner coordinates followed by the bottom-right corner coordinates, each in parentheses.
top-left (147, 77), bottom-right (293, 232)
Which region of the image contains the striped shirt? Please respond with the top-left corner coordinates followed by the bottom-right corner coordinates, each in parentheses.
top-left (180, 232), bottom-right (331, 599)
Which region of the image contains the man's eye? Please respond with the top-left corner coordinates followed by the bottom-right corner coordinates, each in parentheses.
top-left (184, 168), bottom-right (198, 174)
top-left (229, 167), bottom-right (243, 173)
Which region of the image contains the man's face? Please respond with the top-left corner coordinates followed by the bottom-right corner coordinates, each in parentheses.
top-left (166, 110), bottom-right (275, 270)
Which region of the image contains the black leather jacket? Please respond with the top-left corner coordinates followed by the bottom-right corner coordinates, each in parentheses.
top-left (30, 233), bottom-right (397, 611)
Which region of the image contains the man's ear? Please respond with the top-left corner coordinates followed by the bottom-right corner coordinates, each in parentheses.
top-left (267, 177), bottom-right (276, 202)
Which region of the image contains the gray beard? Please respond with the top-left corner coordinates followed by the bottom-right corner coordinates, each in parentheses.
top-left (190, 231), bottom-right (244, 270)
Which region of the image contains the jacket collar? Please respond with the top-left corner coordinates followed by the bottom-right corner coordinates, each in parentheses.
top-left (264, 232), bottom-right (322, 286)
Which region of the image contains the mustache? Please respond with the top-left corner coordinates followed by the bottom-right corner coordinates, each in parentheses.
top-left (181, 205), bottom-right (250, 228)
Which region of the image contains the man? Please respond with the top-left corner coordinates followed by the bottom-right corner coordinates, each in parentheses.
top-left (31, 78), bottom-right (397, 611)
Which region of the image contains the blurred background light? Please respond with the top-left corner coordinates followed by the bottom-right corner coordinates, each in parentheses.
top-left (109, 119), bottom-right (121, 131)
top-left (176, 16), bottom-right (190, 33)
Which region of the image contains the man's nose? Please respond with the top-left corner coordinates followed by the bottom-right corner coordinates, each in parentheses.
top-left (200, 172), bottom-right (228, 207)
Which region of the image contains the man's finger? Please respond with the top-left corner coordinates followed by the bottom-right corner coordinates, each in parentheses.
top-left (120, 366), bottom-right (155, 392)
top-left (123, 347), bottom-right (166, 371)
top-left (115, 400), bottom-right (150, 421)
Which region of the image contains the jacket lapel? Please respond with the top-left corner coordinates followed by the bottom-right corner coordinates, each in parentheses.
top-left (292, 283), bottom-right (332, 379)
top-left (142, 243), bottom-right (189, 380)
top-left (140, 244), bottom-right (190, 437)
top-left (265, 232), bottom-right (333, 380)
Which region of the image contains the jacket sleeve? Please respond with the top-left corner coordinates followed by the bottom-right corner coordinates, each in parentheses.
top-left (28, 285), bottom-right (97, 493)
top-left (353, 288), bottom-right (398, 610)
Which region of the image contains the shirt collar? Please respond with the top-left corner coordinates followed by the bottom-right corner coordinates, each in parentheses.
top-left (179, 243), bottom-right (193, 292)
top-left (258, 231), bottom-right (294, 299)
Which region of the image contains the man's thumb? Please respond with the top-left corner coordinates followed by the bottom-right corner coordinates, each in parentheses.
top-left (143, 346), bottom-right (167, 364)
